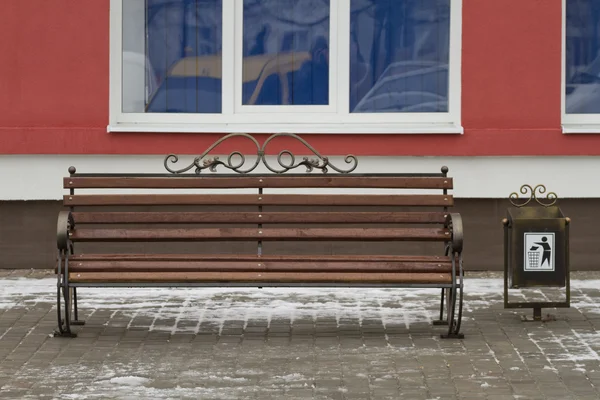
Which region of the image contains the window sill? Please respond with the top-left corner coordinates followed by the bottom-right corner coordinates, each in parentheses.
top-left (562, 124), bottom-right (600, 134)
top-left (107, 123), bottom-right (464, 135)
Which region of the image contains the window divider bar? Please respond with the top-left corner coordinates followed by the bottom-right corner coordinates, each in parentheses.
top-left (336, 0), bottom-right (350, 116)
top-left (222, 0), bottom-right (236, 115)
top-left (110, 0), bottom-right (124, 126)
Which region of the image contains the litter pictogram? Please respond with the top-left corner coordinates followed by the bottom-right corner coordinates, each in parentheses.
top-left (524, 233), bottom-right (554, 271)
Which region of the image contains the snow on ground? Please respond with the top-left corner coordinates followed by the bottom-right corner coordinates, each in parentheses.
top-left (1, 277), bottom-right (597, 331)
top-left (1, 276), bottom-right (600, 399)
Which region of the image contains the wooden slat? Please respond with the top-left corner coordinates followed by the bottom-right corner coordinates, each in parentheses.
top-left (71, 211), bottom-right (449, 224)
top-left (69, 228), bottom-right (450, 242)
top-left (69, 272), bottom-right (452, 284)
top-left (65, 176), bottom-right (453, 190)
top-left (66, 261), bottom-right (452, 273)
top-left (67, 254), bottom-right (450, 262)
top-left (68, 262), bottom-right (452, 273)
top-left (64, 194), bottom-right (453, 207)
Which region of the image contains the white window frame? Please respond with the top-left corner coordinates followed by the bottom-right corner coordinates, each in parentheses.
top-left (562, 0), bottom-right (600, 133)
top-left (109, 0), bottom-right (463, 134)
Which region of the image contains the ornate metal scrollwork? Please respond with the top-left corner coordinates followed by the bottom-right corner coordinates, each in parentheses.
top-left (509, 184), bottom-right (558, 208)
top-left (164, 132), bottom-right (358, 174)
top-left (164, 133), bottom-right (262, 174)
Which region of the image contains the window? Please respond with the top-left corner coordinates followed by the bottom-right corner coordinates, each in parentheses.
top-left (563, 0), bottom-right (600, 132)
top-left (110, 0), bottom-right (462, 133)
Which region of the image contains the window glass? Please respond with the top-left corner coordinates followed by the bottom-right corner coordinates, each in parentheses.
top-left (122, 0), bottom-right (223, 113)
top-left (242, 0), bottom-right (330, 105)
top-left (350, 0), bottom-right (450, 113)
top-left (565, 0), bottom-right (600, 114)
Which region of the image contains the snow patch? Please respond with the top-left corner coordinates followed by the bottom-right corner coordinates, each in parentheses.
top-left (271, 373), bottom-right (306, 382)
top-left (108, 376), bottom-right (150, 386)
top-left (207, 375), bottom-right (248, 383)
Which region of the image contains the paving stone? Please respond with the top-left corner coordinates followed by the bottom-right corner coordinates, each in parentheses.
top-left (1, 272), bottom-right (600, 398)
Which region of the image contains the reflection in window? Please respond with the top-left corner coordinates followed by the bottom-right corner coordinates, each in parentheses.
top-left (350, 0), bottom-right (450, 113)
top-left (565, 0), bottom-right (600, 114)
top-left (242, 0), bottom-right (330, 106)
top-left (124, 0), bottom-right (223, 113)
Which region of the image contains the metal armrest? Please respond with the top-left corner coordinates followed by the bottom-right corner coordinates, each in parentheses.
top-left (57, 211), bottom-right (74, 251)
top-left (446, 213), bottom-right (463, 254)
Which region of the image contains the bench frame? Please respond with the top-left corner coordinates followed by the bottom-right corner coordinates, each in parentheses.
top-left (55, 133), bottom-right (464, 339)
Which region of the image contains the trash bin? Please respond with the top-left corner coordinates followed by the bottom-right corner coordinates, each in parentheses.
top-left (502, 184), bottom-right (570, 321)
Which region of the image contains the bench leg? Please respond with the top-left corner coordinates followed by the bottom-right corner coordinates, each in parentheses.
top-left (70, 288), bottom-right (85, 326)
top-left (440, 253), bottom-right (464, 339)
top-left (434, 244), bottom-right (451, 326)
top-left (54, 252), bottom-right (77, 338)
top-left (432, 288), bottom-right (449, 325)
top-left (54, 283), bottom-right (77, 337)
top-left (440, 285), bottom-right (464, 339)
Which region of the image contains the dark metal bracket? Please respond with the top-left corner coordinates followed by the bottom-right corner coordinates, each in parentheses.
top-left (521, 308), bottom-right (557, 323)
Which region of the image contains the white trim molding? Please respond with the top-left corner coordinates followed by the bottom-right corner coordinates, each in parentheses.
top-left (562, 124), bottom-right (600, 134)
top-left (108, 0), bottom-right (463, 134)
top-left (2, 155), bottom-right (600, 200)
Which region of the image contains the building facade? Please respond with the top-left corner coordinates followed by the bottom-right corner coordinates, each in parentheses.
top-left (1, 0), bottom-right (599, 270)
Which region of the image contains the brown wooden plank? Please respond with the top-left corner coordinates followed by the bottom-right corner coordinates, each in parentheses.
top-left (67, 261), bottom-right (452, 273)
top-left (65, 176), bottom-right (453, 189)
top-left (68, 254), bottom-right (450, 262)
top-left (64, 194), bottom-right (453, 207)
top-left (71, 211), bottom-right (449, 224)
top-left (69, 271), bottom-right (452, 284)
top-left (69, 228), bottom-right (450, 242)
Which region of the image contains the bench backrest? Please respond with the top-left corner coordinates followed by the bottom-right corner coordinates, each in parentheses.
top-left (63, 170), bottom-right (454, 256)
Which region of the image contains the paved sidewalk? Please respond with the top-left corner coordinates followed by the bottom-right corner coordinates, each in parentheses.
top-left (1, 270), bottom-right (600, 399)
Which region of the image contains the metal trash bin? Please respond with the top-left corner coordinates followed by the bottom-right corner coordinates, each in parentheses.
top-left (502, 184), bottom-right (570, 321)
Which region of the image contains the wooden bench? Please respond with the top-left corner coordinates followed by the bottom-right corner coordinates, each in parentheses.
top-left (55, 133), bottom-right (464, 339)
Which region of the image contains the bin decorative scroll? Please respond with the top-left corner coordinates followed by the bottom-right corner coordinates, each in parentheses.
top-left (502, 184), bottom-right (570, 321)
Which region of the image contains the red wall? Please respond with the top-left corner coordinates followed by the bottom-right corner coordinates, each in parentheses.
top-left (1, 0), bottom-right (594, 156)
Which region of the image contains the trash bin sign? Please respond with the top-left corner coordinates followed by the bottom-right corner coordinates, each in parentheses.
top-left (506, 206), bottom-right (568, 289)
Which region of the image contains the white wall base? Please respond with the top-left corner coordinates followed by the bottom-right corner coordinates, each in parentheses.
top-left (0, 155), bottom-right (597, 200)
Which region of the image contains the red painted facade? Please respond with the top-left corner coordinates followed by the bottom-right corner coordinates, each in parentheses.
top-left (1, 0), bottom-right (591, 156)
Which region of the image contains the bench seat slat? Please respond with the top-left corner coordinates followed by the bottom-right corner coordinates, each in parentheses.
top-left (69, 228), bottom-right (450, 242)
top-left (65, 176), bottom-right (453, 189)
top-left (68, 272), bottom-right (452, 284)
top-left (65, 261), bottom-right (452, 273)
top-left (71, 211), bottom-right (449, 224)
top-left (67, 254), bottom-right (450, 262)
top-left (64, 194), bottom-right (453, 207)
